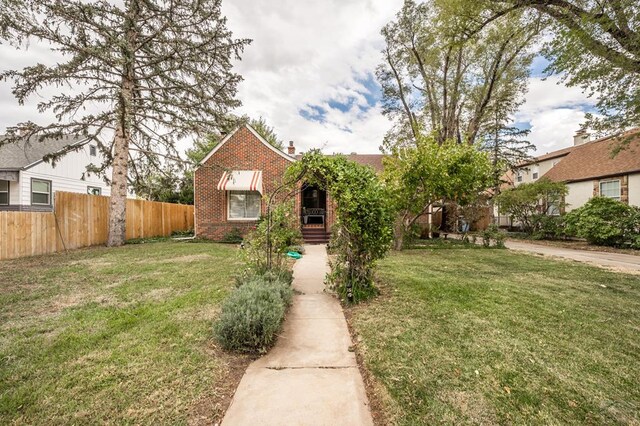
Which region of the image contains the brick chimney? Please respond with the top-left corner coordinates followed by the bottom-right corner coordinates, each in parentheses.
top-left (573, 129), bottom-right (590, 146)
top-left (288, 140), bottom-right (295, 155)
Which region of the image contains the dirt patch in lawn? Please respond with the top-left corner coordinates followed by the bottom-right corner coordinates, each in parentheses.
top-left (188, 343), bottom-right (255, 425)
top-left (438, 390), bottom-right (497, 424)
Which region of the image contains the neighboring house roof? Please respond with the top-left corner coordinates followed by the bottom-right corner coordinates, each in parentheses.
top-left (0, 135), bottom-right (88, 170)
top-left (543, 131), bottom-right (640, 183)
top-left (198, 124), bottom-right (295, 165)
top-left (339, 154), bottom-right (385, 173)
top-left (520, 145), bottom-right (575, 166)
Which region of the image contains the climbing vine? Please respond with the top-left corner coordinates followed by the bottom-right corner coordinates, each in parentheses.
top-left (286, 150), bottom-right (394, 302)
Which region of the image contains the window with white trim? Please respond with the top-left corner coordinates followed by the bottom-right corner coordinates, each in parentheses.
top-left (228, 191), bottom-right (261, 220)
top-left (31, 179), bottom-right (52, 205)
top-left (87, 186), bottom-right (102, 196)
top-left (0, 180), bottom-right (8, 205)
top-left (599, 180), bottom-right (621, 201)
top-left (516, 172), bottom-right (523, 183)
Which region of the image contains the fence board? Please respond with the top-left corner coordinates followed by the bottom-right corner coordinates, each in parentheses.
top-left (0, 192), bottom-right (194, 261)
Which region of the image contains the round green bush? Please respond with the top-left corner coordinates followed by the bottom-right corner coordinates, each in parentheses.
top-left (214, 281), bottom-right (288, 353)
top-left (565, 196), bottom-right (640, 247)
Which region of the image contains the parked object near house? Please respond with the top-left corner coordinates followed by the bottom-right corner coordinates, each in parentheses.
top-left (194, 124), bottom-right (386, 244)
top-left (0, 135), bottom-right (111, 211)
top-left (497, 129), bottom-right (640, 227)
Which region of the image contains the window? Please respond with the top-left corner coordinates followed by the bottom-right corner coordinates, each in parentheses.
top-left (599, 180), bottom-right (621, 200)
top-left (31, 179), bottom-right (51, 205)
top-left (532, 172), bottom-right (539, 179)
top-left (547, 203), bottom-right (560, 216)
top-left (0, 180), bottom-right (8, 205)
top-left (89, 145), bottom-right (97, 156)
top-left (87, 186), bottom-right (102, 196)
top-left (516, 173), bottom-right (523, 183)
top-left (228, 191), bottom-right (261, 220)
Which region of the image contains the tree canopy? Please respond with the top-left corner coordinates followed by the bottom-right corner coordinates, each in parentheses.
top-left (0, 0), bottom-right (249, 245)
top-left (383, 132), bottom-right (493, 249)
top-left (458, 0), bottom-right (640, 141)
top-left (378, 0), bottom-right (539, 147)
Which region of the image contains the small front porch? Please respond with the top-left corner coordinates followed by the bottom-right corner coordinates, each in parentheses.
top-left (300, 184), bottom-right (330, 244)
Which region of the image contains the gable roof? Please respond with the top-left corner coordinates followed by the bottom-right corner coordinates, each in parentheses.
top-left (0, 135), bottom-right (88, 170)
top-left (198, 124), bottom-right (295, 166)
top-left (543, 130), bottom-right (640, 182)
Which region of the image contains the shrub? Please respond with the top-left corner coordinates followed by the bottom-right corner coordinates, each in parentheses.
top-left (531, 214), bottom-right (566, 240)
top-left (565, 197), bottom-right (640, 247)
top-left (214, 277), bottom-right (293, 353)
top-left (243, 201), bottom-right (302, 273)
top-left (480, 224), bottom-right (506, 248)
top-left (221, 227), bottom-right (243, 244)
top-left (495, 179), bottom-right (568, 234)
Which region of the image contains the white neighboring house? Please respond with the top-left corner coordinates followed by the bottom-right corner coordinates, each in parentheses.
top-left (497, 129), bottom-right (640, 227)
top-left (0, 135), bottom-right (111, 211)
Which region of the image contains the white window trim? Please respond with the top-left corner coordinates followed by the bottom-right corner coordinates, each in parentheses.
top-left (227, 190), bottom-right (261, 221)
top-left (31, 178), bottom-right (52, 206)
top-left (87, 186), bottom-right (102, 195)
top-left (0, 180), bottom-right (9, 205)
top-left (599, 179), bottom-right (621, 200)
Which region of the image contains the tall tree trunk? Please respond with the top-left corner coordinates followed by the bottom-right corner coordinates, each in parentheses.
top-left (393, 218), bottom-right (405, 250)
top-left (107, 0), bottom-right (137, 247)
top-left (107, 114), bottom-right (131, 246)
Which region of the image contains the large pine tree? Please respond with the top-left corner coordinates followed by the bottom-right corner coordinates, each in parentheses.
top-left (0, 0), bottom-right (250, 246)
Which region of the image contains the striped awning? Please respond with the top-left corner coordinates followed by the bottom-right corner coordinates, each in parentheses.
top-left (217, 170), bottom-right (263, 194)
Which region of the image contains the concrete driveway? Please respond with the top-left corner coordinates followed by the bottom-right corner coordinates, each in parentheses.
top-left (505, 240), bottom-right (640, 273)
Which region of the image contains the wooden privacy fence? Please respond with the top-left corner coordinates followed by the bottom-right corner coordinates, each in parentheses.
top-left (0, 191), bottom-right (194, 260)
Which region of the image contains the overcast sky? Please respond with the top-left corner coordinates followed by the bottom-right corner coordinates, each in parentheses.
top-left (0, 0), bottom-right (597, 156)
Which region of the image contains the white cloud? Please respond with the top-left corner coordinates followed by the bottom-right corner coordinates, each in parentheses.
top-left (222, 0), bottom-right (401, 154)
top-left (516, 75), bottom-right (597, 154)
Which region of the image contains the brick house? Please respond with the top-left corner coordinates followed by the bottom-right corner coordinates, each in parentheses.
top-left (194, 124), bottom-right (385, 243)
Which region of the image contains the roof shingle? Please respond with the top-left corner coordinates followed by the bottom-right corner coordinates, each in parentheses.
top-left (0, 135), bottom-right (87, 170)
top-left (543, 131), bottom-right (640, 182)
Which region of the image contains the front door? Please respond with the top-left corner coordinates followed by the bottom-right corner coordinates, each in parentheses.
top-left (301, 185), bottom-right (326, 225)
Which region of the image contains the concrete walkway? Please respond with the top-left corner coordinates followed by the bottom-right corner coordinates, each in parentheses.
top-left (221, 245), bottom-right (373, 425)
top-left (505, 240), bottom-right (640, 273)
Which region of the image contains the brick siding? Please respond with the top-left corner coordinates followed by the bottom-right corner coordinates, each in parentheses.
top-left (194, 125), bottom-right (296, 240)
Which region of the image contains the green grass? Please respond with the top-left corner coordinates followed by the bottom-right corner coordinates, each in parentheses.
top-left (350, 240), bottom-right (640, 425)
top-left (0, 241), bottom-right (245, 424)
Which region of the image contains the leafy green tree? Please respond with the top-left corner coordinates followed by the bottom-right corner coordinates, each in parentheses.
top-left (495, 179), bottom-right (568, 234)
top-left (467, 0), bottom-right (640, 142)
top-left (565, 196), bottom-right (640, 247)
top-left (0, 0), bottom-right (249, 246)
top-left (378, 0), bottom-right (538, 146)
top-left (286, 151), bottom-right (394, 302)
top-left (383, 133), bottom-right (493, 249)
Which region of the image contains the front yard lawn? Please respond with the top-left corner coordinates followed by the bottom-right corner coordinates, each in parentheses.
top-left (349, 240), bottom-right (640, 425)
top-left (0, 241), bottom-right (247, 424)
